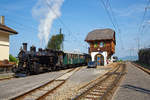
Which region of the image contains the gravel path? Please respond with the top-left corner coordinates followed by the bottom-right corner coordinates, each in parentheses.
top-left (0, 69), bottom-right (70, 100)
top-left (112, 62), bottom-right (150, 100)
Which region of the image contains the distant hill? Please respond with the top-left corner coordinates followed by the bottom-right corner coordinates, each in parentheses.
top-left (119, 56), bottom-right (138, 61)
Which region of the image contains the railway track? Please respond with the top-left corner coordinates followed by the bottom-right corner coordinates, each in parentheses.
top-left (11, 67), bottom-right (81, 100)
top-left (73, 63), bottom-right (126, 100)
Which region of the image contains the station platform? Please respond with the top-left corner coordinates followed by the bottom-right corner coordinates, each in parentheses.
top-left (112, 62), bottom-right (150, 100)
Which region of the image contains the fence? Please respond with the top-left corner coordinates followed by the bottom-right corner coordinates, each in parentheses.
top-left (0, 60), bottom-right (16, 73)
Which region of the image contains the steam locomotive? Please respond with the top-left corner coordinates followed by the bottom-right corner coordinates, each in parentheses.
top-left (13, 43), bottom-right (91, 76)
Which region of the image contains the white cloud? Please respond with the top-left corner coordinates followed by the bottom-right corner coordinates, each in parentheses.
top-left (114, 4), bottom-right (145, 17)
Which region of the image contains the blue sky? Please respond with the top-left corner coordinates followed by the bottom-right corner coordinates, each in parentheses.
top-left (0, 0), bottom-right (149, 58)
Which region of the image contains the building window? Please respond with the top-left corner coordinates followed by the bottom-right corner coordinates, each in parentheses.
top-left (94, 42), bottom-right (98, 48)
top-left (100, 42), bottom-right (104, 47)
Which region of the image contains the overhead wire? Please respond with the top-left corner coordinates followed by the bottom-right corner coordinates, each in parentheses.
top-left (0, 7), bottom-right (64, 36)
top-left (137, 0), bottom-right (150, 49)
top-left (46, 0), bottom-right (85, 52)
top-left (0, 6), bottom-right (71, 43)
top-left (6, 18), bottom-right (37, 31)
top-left (100, 0), bottom-right (117, 31)
top-left (0, 8), bottom-right (38, 30)
top-left (106, 0), bottom-right (124, 49)
top-left (45, 0), bottom-right (72, 37)
top-left (138, 0), bottom-right (150, 35)
top-left (100, 0), bottom-right (124, 49)
top-left (46, 0), bottom-right (84, 43)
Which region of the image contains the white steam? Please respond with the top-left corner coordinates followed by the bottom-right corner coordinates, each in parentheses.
top-left (32, 0), bottom-right (64, 45)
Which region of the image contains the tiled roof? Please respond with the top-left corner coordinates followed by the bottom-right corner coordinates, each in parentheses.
top-left (0, 24), bottom-right (18, 34)
top-left (85, 28), bottom-right (115, 41)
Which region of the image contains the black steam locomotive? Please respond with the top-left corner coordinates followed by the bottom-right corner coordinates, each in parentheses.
top-left (13, 43), bottom-right (91, 76)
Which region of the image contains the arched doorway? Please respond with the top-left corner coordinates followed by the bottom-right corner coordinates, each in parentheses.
top-left (95, 54), bottom-right (104, 66)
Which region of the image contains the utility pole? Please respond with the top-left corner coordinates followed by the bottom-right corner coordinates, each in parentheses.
top-left (130, 48), bottom-right (132, 61)
top-left (135, 37), bottom-right (140, 56)
top-left (59, 28), bottom-right (63, 51)
top-left (137, 37), bottom-right (140, 51)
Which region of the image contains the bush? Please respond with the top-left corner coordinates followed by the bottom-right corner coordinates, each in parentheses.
top-left (118, 60), bottom-right (123, 62)
top-left (9, 54), bottom-right (18, 63)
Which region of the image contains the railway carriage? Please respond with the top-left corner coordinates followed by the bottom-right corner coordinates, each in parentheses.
top-left (62, 52), bottom-right (87, 68)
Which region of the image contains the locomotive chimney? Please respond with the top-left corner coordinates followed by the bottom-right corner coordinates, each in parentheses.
top-left (23, 43), bottom-right (27, 52)
top-left (38, 48), bottom-right (42, 52)
top-left (30, 46), bottom-right (36, 52)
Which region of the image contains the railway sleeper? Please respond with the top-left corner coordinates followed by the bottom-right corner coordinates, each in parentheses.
top-left (92, 90), bottom-right (103, 92)
top-left (101, 82), bottom-right (112, 86)
top-left (92, 89), bottom-right (106, 93)
top-left (30, 90), bottom-right (47, 97)
top-left (88, 92), bottom-right (104, 96)
top-left (23, 95), bottom-right (37, 100)
top-left (85, 95), bottom-right (101, 100)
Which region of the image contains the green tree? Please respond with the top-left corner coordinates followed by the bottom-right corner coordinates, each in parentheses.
top-left (47, 33), bottom-right (64, 50)
top-left (9, 54), bottom-right (18, 63)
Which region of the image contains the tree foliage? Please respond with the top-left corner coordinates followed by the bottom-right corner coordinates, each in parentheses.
top-left (9, 54), bottom-right (18, 63)
top-left (47, 34), bottom-right (64, 50)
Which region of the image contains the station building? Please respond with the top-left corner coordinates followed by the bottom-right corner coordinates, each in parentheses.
top-left (0, 16), bottom-right (18, 60)
top-left (85, 28), bottom-right (116, 66)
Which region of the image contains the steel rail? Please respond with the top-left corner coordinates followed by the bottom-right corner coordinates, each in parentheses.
top-left (73, 63), bottom-right (126, 100)
top-left (77, 63), bottom-right (118, 91)
top-left (37, 80), bottom-right (66, 100)
top-left (100, 63), bottom-right (126, 100)
top-left (11, 67), bottom-right (78, 100)
top-left (11, 79), bottom-right (55, 100)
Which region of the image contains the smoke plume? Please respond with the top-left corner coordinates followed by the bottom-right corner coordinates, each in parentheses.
top-left (32, 0), bottom-right (64, 45)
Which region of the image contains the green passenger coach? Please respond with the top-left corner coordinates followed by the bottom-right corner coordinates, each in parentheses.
top-left (62, 51), bottom-right (91, 68)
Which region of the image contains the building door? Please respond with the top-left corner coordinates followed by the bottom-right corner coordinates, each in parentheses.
top-left (95, 54), bottom-right (104, 66)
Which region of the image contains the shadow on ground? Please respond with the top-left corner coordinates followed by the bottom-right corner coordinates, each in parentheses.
top-left (121, 84), bottom-right (150, 95)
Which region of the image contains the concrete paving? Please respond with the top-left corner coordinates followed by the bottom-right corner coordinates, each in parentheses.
top-left (112, 62), bottom-right (150, 100)
top-left (56, 67), bottom-right (81, 80)
top-left (68, 66), bottom-right (110, 84)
